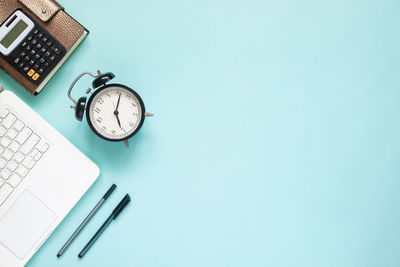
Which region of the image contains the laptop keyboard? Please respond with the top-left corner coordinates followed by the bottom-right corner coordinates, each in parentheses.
top-left (0, 108), bottom-right (50, 206)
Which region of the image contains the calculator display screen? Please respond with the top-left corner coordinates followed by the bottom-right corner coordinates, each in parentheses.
top-left (0, 20), bottom-right (28, 49)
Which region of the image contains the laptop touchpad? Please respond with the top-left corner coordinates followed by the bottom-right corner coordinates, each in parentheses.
top-left (0, 190), bottom-right (57, 259)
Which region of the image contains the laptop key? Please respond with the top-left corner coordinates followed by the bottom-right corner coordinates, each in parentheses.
top-left (0, 158), bottom-right (6, 168)
top-left (0, 109), bottom-right (9, 119)
top-left (0, 184), bottom-right (13, 205)
top-left (16, 165), bottom-right (28, 177)
top-left (6, 161), bottom-right (18, 172)
top-left (15, 127), bottom-right (32, 144)
top-left (9, 141), bottom-right (20, 153)
top-left (2, 113), bottom-right (16, 128)
top-left (34, 152), bottom-right (42, 161)
top-left (13, 152), bottom-right (24, 164)
top-left (0, 169), bottom-right (11, 180)
top-left (0, 126), bottom-right (6, 136)
top-left (6, 128), bottom-right (18, 139)
top-left (40, 143), bottom-right (49, 153)
top-left (29, 148), bottom-right (39, 158)
top-left (13, 120), bottom-right (25, 131)
top-left (0, 136), bottom-right (11, 147)
top-left (7, 174), bottom-right (22, 188)
top-left (22, 158), bottom-right (35, 169)
top-left (2, 149), bottom-right (13, 161)
top-left (20, 134), bottom-right (40, 155)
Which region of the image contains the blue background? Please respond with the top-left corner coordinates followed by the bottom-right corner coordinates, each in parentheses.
top-left (0, 0), bottom-right (399, 266)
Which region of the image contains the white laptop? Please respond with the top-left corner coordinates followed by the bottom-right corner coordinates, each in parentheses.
top-left (0, 87), bottom-right (100, 266)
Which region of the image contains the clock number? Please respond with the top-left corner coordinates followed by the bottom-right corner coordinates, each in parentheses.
top-left (95, 107), bottom-right (101, 113)
top-left (111, 130), bottom-right (116, 135)
top-left (129, 122), bottom-right (135, 128)
top-left (97, 98), bottom-right (104, 104)
top-left (131, 102), bottom-right (136, 107)
top-left (96, 117), bottom-right (102, 124)
top-left (101, 126), bottom-right (106, 132)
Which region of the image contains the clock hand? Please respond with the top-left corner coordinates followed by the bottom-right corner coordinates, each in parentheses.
top-left (113, 94), bottom-right (122, 129)
top-left (116, 114), bottom-right (122, 129)
top-left (116, 93), bottom-right (121, 111)
top-left (113, 108), bottom-right (122, 129)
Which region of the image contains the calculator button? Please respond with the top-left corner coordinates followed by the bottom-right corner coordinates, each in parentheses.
top-left (20, 51), bottom-right (26, 57)
top-left (14, 58), bottom-right (20, 64)
top-left (33, 64), bottom-right (39, 70)
top-left (21, 41), bottom-right (27, 47)
top-left (25, 45), bottom-right (31, 51)
top-left (18, 62), bottom-right (24, 68)
top-left (38, 33), bottom-right (43, 38)
top-left (49, 55), bottom-right (55, 61)
top-left (31, 39), bottom-right (37, 45)
top-left (33, 29), bottom-right (39, 35)
top-left (51, 46), bottom-right (61, 55)
top-left (36, 43), bottom-right (42, 49)
top-left (32, 73), bottom-right (40, 81)
top-left (42, 37), bottom-right (47, 43)
top-left (40, 47), bottom-right (46, 53)
top-left (27, 36), bottom-right (32, 41)
top-left (34, 54), bottom-right (40, 60)
top-left (38, 68), bottom-right (44, 74)
top-left (29, 60), bottom-right (35, 65)
top-left (43, 62), bottom-right (49, 68)
top-left (44, 51), bottom-right (51, 57)
top-left (46, 40), bottom-right (53, 47)
top-left (30, 50), bottom-right (36, 55)
top-left (39, 58), bottom-right (45, 64)
top-left (23, 66), bottom-right (29, 72)
top-left (24, 56), bottom-right (29, 61)
top-left (27, 69), bottom-right (35, 77)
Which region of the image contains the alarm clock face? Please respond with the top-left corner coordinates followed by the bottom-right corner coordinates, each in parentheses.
top-left (86, 84), bottom-right (145, 141)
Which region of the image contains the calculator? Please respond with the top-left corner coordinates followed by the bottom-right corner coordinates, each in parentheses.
top-left (0, 9), bottom-right (66, 85)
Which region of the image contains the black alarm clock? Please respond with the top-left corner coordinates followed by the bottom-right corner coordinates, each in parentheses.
top-left (67, 71), bottom-right (153, 147)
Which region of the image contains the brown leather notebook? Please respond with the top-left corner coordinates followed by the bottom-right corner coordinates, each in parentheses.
top-left (0, 0), bottom-right (88, 95)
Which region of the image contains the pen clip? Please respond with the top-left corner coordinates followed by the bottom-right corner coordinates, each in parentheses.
top-left (112, 194), bottom-right (131, 219)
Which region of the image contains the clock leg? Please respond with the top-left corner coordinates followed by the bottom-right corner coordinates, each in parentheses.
top-left (124, 140), bottom-right (129, 148)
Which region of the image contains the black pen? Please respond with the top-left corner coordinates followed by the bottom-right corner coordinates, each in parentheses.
top-left (78, 194), bottom-right (131, 258)
top-left (57, 184), bottom-right (117, 257)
